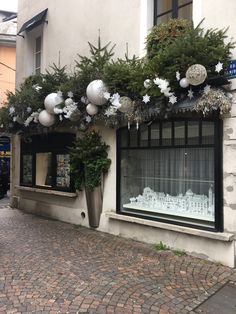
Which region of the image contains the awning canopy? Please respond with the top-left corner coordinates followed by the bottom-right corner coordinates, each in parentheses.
top-left (18, 9), bottom-right (48, 35)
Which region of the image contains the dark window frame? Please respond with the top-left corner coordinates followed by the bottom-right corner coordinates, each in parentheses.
top-left (116, 117), bottom-right (223, 232)
top-left (153, 0), bottom-right (193, 25)
top-left (20, 133), bottom-right (75, 192)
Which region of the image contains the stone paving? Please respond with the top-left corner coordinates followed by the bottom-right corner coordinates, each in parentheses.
top-left (0, 200), bottom-right (236, 314)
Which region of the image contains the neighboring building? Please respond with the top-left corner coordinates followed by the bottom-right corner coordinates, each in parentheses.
top-left (0, 10), bottom-right (16, 106)
top-left (11, 0), bottom-right (236, 267)
top-left (0, 10), bottom-right (16, 190)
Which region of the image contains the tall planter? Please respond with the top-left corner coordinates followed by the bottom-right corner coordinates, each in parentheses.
top-left (85, 185), bottom-right (103, 228)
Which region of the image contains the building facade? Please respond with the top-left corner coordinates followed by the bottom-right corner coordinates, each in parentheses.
top-left (12, 0), bottom-right (236, 267)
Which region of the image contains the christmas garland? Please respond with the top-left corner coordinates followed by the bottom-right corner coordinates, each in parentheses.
top-left (1, 19), bottom-right (234, 133)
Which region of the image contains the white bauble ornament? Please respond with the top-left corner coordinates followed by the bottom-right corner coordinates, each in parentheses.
top-left (44, 93), bottom-right (63, 114)
top-left (65, 98), bottom-right (74, 106)
top-left (86, 103), bottom-right (98, 116)
top-left (38, 110), bottom-right (55, 127)
top-left (186, 64), bottom-right (207, 86)
top-left (179, 77), bottom-right (189, 88)
top-left (86, 80), bottom-right (108, 106)
top-left (118, 96), bottom-right (134, 113)
top-left (144, 79), bottom-right (152, 89)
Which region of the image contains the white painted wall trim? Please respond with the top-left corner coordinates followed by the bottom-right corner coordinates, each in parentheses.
top-left (139, 0), bottom-right (154, 57)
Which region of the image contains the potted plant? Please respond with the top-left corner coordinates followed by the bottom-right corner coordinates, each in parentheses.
top-left (70, 130), bottom-right (111, 227)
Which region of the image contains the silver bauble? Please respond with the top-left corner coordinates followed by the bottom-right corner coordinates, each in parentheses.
top-left (118, 97), bottom-right (134, 113)
top-left (86, 103), bottom-right (98, 116)
top-left (44, 93), bottom-right (63, 114)
top-left (65, 98), bottom-right (74, 106)
top-left (186, 64), bottom-right (207, 86)
top-left (86, 80), bottom-right (108, 106)
top-left (179, 77), bottom-right (189, 88)
top-left (69, 108), bottom-right (81, 122)
top-left (144, 79), bottom-right (152, 89)
top-left (38, 110), bottom-right (55, 127)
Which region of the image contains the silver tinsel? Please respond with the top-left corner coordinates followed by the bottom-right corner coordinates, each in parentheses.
top-left (194, 88), bottom-right (232, 116)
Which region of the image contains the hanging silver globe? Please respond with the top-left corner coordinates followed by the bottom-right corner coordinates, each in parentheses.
top-left (44, 93), bottom-right (63, 114)
top-left (86, 80), bottom-right (108, 106)
top-left (144, 79), bottom-right (152, 89)
top-left (65, 98), bottom-right (74, 106)
top-left (38, 110), bottom-right (55, 127)
top-left (186, 64), bottom-right (207, 86)
top-left (86, 103), bottom-right (98, 116)
top-left (179, 77), bottom-right (189, 88)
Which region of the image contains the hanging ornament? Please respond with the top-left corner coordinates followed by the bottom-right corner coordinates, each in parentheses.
top-left (118, 96), bottom-right (134, 113)
top-left (69, 109), bottom-right (81, 122)
top-left (81, 96), bottom-right (89, 105)
top-left (179, 78), bottom-right (189, 88)
top-left (144, 79), bottom-right (152, 89)
top-left (186, 64), bottom-right (207, 86)
top-left (44, 93), bottom-right (63, 114)
top-left (38, 110), bottom-right (55, 127)
top-left (215, 61), bottom-right (223, 73)
top-left (65, 98), bottom-right (74, 106)
top-left (86, 103), bottom-right (98, 116)
top-left (86, 80), bottom-right (108, 106)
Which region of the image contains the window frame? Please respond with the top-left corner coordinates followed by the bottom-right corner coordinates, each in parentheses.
top-left (116, 117), bottom-right (223, 232)
top-left (20, 133), bottom-right (75, 193)
top-left (34, 36), bottom-right (42, 74)
top-left (153, 0), bottom-right (193, 25)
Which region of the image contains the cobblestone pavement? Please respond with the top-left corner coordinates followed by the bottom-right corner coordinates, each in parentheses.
top-left (0, 201), bottom-right (235, 314)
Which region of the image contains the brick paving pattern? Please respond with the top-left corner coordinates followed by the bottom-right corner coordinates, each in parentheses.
top-left (0, 201), bottom-right (235, 314)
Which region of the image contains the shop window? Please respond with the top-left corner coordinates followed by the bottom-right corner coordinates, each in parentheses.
top-left (117, 119), bottom-right (222, 231)
top-left (154, 0), bottom-right (192, 25)
top-left (20, 133), bottom-right (75, 192)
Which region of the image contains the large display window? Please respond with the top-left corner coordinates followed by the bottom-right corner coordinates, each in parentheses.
top-left (117, 119), bottom-right (222, 231)
top-left (20, 133), bottom-right (75, 192)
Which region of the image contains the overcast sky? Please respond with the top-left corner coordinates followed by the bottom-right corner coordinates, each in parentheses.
top-left (0, 0), bottom-right (18, 12)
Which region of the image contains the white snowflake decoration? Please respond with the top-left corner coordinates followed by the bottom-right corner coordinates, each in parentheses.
top-left (103, 92), bottom-right (111, 100)
top-left (169, 95), bottom-right (177, 104)
top-left (86, 115), bottom-right (92, 123)
top-left (188, 89), bottom-right (194, 99)
top-left (153, 77), bottom-right (174, 98)
top-left (67, 91), bottom-right (74, 98)
top-left (176, 71), bottom-right (180, 81)
top-left (215, 62), bottom-right (223, 73)
top-left (57, 90), bottom-right (63, 97)
top-left (203, 85), bottom-right (211, 95)
top-left (142, 94), bottom-right (150, 104)
top-left (105, 106), bottom-right (117, 117)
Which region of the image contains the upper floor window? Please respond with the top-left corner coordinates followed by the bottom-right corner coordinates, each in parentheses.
top-left (154, 0), bottom-right (192, 25)
top-left (35, 36), bottom-right (42, 74)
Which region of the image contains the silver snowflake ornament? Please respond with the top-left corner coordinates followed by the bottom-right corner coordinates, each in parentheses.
top-left (215, 62), bottom-right (223, 73)
top-left (142, 94), bottom-right (150, 104)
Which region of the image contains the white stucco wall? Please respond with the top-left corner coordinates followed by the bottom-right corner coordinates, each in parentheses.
top-left (16, 0), bottom-right (150, 84)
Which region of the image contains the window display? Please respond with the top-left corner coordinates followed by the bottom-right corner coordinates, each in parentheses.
top-left (117, 119), bottom-right (222, 230)
top-left (22, 155), bottom-right (33, 185)
top-left (56, 154), bottom-right (70, 188)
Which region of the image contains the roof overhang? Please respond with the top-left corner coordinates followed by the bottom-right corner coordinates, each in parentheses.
top-left (18, 9), bottom-right (48, 36)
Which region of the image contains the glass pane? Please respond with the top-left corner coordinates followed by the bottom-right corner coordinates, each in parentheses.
top-left (178, 3), bottom-right (192, 20)
top-left (36, 152), bottom-right (52, 187)
top-left (22, 155), bottom-right (32, 185)
top-left (202, 121), bottom-right (214, 145)
top-left (151, 123), bottom-right (160, 146)
top-left (156, 0), bottom-right (172, 16)
top-left (35, 36), bottom-right (41, 53)
top-left (174, 121), bottom-right (185, 145)
top-left (157, 12), bottom-right (172, 24)
top-left (188, 121), bottom-right (199, 145)
top-left (120, 147), bottom-right (215, 226)
top-left (119, 128), bottom-right (129, 147)
top-left (56, 154), bottom-right (70, 188)
top-left (129, 126), bottom-right (138, 147)
top-left (139, 125), bottom-right (149, 147)
top-left (162, 122), bottom-right (172, 146)
top-left (35, 53), bottom-right (41, 69)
